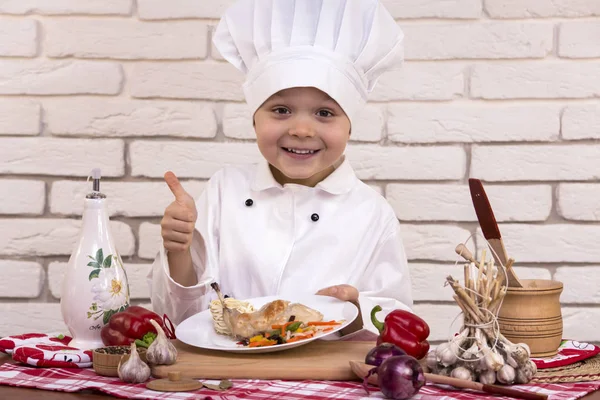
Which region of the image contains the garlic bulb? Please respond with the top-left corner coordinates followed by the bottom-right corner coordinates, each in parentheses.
top-left (484, 348), bottom-right (505, 372)
top-left (478, 369), bottom-right (496, 385)
top-left (515, 359), bottom-right (537, 384)
top-left (529, 359), bottom-right (538, 375)
top-left (476, 354), bottom-right (488, 372)
top-left (436, 329), bottom-right (468, 367)
top-left (510, 344), bottom-right (530, 367)
top-left (146, 319), bottom-right (178, 365)
top-left (497, 364), bottom-right (516, 385)
top-left (518, 342), bottom-right (531, 357)
top-left (117, 342), bottom-right (151, 383)
top-left (462, 342), bottom-right (481, 362)
top-left (436, 342), bottom-right (458, 367)
top-left (426, 349), bottom-right (439, 370)
top-left (505, 352), bottom-right (519, 368)
top-left (515, 368), bottom-right (529, 384)
top-left (450, 366), bottom-right (473, 381)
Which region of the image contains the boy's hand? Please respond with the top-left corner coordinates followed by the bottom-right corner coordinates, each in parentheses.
top-left (316, 284), bottom-right (359, 302)
top-left (161, 171), bottom-right (197, 252)
top-left (316, 284), bottom-right (363, 335)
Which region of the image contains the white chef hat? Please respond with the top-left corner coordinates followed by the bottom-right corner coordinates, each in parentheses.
top-left (213, 0), bottom-right (404, 126)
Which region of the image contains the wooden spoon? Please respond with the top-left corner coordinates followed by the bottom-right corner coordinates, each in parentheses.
top-left (455, 243), bottom-right (481, 268)
top-left (349, 361), bottom-right (547, 400)
top-left (468, 179), bottom-right (523, 288)
top-left (503, 258), bottom-right (524, 288)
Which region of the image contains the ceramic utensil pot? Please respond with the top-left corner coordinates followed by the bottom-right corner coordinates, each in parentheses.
top-left (60, 169), bottom-right (130, 350)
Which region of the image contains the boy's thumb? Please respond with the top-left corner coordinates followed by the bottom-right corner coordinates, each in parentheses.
top-left (164, 171), bottom-right (191, 203)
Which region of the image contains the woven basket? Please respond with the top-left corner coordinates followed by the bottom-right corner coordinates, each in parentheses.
top-left (92, 346), bottom-right (148, 377)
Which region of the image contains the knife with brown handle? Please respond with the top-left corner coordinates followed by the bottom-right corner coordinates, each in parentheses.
top-left (469, 178), bottom-right (523, 288)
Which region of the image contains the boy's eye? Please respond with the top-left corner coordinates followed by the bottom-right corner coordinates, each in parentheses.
top-left (273, 107), bottom-right (290, 114)
top-left (317, 110), bottom-right (333, 117)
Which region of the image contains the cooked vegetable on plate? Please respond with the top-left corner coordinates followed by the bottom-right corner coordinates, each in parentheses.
top-left (210, 283), bottom-right (342, 347)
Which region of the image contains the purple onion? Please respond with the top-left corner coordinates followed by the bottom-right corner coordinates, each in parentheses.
top-left (365, 343), bottom-right (407, 367)
top-left (363, 355), bottom-right (425, 400)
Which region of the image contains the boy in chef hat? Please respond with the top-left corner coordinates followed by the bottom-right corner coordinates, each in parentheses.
top-left (149, 0), bottom-right (413, 334)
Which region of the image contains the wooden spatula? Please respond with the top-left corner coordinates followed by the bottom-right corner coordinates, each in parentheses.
top-left (469, 179), bottom-right (523, 288)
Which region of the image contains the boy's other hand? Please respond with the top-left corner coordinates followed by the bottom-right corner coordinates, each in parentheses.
top-left (161, 171), bottom-right (198, 252)
top-left (316, 284), bottom-right (359, 302)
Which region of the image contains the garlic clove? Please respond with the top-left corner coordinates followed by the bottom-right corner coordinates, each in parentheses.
top-left (146, 319), bottom-right (178, 365)
top-left (117, 342), bottom-right (151, 383)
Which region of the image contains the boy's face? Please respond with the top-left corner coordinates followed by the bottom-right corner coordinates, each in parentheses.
top-left (253, 87), bottom-right (351, 187)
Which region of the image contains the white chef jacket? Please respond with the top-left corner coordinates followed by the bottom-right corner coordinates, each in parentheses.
top-left (148, 157), bottom-right (413, 334)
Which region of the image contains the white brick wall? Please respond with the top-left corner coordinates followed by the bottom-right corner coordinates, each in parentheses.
top-left (0, 101), bottom-right (41, 135)
top-left (0, 0), bottom-right (599, 344)
top-left (0, 1), bottom-right (133, 16)
top-left (45, 20), bottom-right (208, 60)
top-left (46, 99), bottom-right (217, 138)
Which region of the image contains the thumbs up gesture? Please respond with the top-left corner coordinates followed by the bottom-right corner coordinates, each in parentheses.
top-left (161, 171), bottom-right (198, 252)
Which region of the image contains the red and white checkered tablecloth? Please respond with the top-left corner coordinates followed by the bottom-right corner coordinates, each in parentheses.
top-left (1, 363), bottom-right (600, 400)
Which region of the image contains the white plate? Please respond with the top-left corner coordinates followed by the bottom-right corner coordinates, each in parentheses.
top-left (176, 294), bottom-right (359, 354)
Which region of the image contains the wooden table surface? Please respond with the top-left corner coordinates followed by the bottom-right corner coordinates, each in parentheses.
top-left (1, 353), bottom-right (600, 399)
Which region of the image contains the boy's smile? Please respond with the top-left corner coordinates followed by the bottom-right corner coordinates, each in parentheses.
top-left (253, 87), bottom-right (351, 187)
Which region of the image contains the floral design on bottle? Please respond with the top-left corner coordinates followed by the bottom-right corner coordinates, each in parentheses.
top-left (86, 248), bottom-right (130, 324)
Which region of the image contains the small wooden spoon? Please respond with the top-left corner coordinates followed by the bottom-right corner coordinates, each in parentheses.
top-left (349, 361), bottom-right (547, 400)
top-left (455, 243), bottom-right (482, 268)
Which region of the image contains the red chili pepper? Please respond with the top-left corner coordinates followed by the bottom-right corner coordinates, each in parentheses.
top-left (100, 306), bottom-right (173, 346)
top-left (370, 305), bottom-right (430, 360)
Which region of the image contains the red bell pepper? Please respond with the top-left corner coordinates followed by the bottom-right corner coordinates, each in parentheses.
top-left (100, 306), bottom-right (175, 346)
top-left (371, 305), bottom-right (430, 360)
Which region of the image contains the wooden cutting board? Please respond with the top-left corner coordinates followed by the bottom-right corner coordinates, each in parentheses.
top-left (151, 340), bottom-right (376, 381)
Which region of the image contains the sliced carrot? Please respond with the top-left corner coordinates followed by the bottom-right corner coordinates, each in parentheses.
top-left (287, 333), bottom-right (315, 343)
top-left (248, 339), bottom-right (277, 348)
top-left (307, 321), bottom-right (341, 326)
top-left (322, 327), bottom-right (334, 332)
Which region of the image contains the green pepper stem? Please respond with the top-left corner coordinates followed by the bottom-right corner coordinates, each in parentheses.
top-left (370, 305), bottom-right (384, 333)
top-left (134, 339), bottom-right (149, 348)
